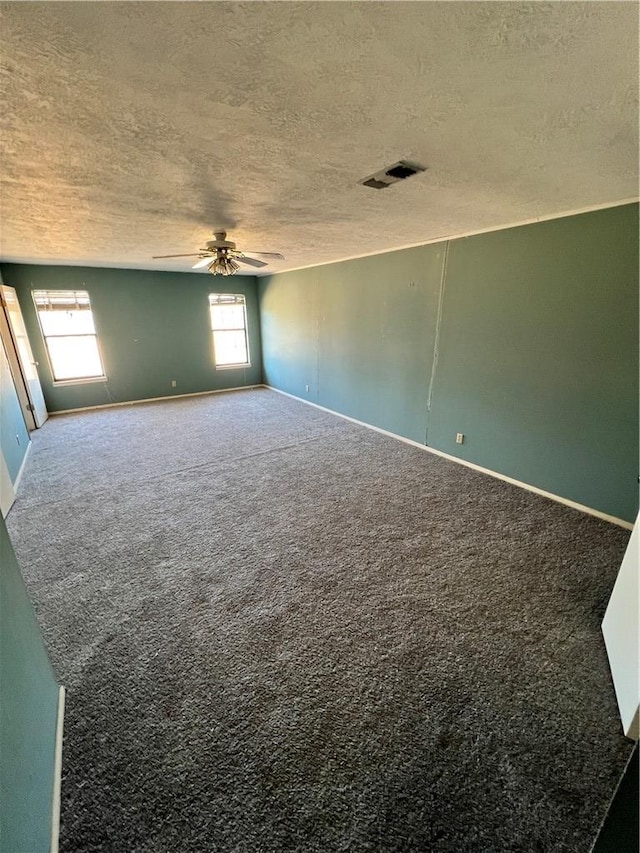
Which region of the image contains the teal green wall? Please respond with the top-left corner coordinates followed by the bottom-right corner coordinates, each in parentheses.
top-left (260, 245), bottom-right (445, 443)
top-left (427, 206), bottom-right (638, 522)
top-left (260, 204), bottom-right (639, 523)
top-left (0, 515), bottom-right (59, 853)
top-left (0, 265), bottom-right (262, 412)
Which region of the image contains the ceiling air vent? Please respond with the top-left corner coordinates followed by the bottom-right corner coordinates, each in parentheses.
top-left (360, 160), bottom-right (426, 189)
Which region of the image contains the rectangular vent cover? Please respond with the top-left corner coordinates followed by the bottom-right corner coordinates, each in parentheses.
top-left (360, 160), bottom-right (426, 189)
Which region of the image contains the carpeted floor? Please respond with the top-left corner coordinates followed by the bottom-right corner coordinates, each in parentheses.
top-left (6, 387), bottom-right (633, 853)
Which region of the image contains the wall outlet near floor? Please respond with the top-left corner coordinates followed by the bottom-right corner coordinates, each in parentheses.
top-left (171, 380), bottom-right (177, 387)
top-left (305, 384), bottom-right (310, 393)
top-left (456, 433), bottom-right (465, 444)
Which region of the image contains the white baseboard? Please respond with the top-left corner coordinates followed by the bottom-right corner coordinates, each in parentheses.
top-left (50, 685), bottom-right (65, 853)
top-left (264, 385), bottom-right (633, 530)
top-left (12, 438), bottom-right (31, 492)
top-left (50, 385), bottom-right (262, 416)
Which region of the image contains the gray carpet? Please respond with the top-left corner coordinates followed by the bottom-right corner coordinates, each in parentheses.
top-left (6, 388), bottom-right (634, 853)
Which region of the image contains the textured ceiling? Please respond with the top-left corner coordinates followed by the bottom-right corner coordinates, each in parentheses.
top-left (1, 2), bottom-right (638, 275)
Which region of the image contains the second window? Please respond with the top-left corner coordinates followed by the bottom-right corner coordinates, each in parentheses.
top-left (209, 293), bottom-right (250, 369)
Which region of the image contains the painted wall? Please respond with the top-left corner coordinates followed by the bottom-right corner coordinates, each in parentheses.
top-left (260, 245), bottom-right (445, 443)
top-left (260, 204), bottom-right (639, 523)
top-left (0, 514), bottom-right (60, 852)
top-left (0, 265), bottom-right (262, 412)
top-left (426, 206), bottom-right (638, 521)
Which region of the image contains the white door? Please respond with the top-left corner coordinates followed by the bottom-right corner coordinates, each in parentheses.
top-left (0, 286), bottom-right (48, 428)
top-left (602, 512), bottom-right (639, 739)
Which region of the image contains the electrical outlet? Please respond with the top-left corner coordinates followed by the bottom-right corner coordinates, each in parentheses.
top-left (305, 384), bottom-right (310, 393)
top-left (456, 433), bottom-right (464, 444)
top-left (171, 380), bottom-right (177, 387)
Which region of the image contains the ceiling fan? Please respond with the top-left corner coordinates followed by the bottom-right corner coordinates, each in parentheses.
top-left (152, 232), bottom-right (285, 275)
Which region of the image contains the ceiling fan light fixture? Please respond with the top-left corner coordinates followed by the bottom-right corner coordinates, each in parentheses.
top-left (208, 256), bottom-right (240, 276)
top-left (154, 232), bottom-right (284, 273)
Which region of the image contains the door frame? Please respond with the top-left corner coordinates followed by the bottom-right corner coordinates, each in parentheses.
top-left (0, 298), bottom-right (36, 431)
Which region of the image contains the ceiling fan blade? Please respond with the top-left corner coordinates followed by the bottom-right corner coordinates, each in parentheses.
top-left (242, 251), bottom-right (285, 259)
top-left (152, 253), bottom-right (203, 259)
top-left (192, 256), bottom-right (214, 269)
top-left (237, 256), bottom-right (268, 268)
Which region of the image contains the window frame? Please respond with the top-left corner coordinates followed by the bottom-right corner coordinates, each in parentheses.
top-left (208, 293), bottom-right (251, 370)
top-left (32, 289), bottom-right (107, 385)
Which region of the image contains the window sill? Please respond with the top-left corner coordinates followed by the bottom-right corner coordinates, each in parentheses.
top-left (215, 364), bottom-right (251, 371)
top-left (52, 376), bottom-right (108, 387)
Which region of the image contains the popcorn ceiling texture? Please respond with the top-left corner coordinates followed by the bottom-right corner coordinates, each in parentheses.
top-left (1, 2), bottom-right (638, 274)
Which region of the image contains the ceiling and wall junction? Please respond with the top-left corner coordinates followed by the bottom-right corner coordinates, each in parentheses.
top-left (1, 1), bottom-right (638, 274)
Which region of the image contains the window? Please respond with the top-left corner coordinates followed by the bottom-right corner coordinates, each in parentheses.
top-left (32, 290), bottom-right (106, 383)
top-left (209, 293), bottom-right (250, 369)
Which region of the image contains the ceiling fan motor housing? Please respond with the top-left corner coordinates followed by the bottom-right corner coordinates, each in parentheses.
top-left (206, 232), bottom-right (236, 252)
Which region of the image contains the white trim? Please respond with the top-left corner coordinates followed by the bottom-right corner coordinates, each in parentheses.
top-left (12, 439), bottom-right (31, 492)
top-left (602, 514), bottom-right (640, 739)
top-left (0, 292), bottom-right (37, 431)
top-left (52, 376), bottom-right (108, 387)
top-left (256, 197), bottom-right (639, 277)
top-left (50, 685), bottom-right (65, 853)
top-left (264, 385), bottom-right (634, 531)
top-left (49, 385), bottom-right (262, 416)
